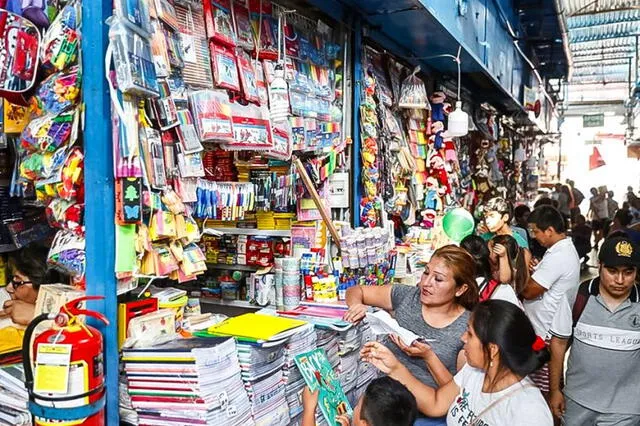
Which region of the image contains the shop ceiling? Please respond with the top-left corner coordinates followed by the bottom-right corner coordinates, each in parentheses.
top-left (302, 0), bottom-right (569, 116)
top-left (559, 0), bottom-right (640, 89)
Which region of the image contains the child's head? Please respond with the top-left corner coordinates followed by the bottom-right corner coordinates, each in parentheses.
top-left (575, 214), bottom-right (586, 226)
top-left (460, 235), bottom-right (491, 281)
top-left (355, 377), bottom-right (417, 426)
top-left (490, 234), bottom-right (527, 294)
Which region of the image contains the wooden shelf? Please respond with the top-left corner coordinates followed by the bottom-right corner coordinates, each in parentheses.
top-left (206, 263), bottom-right (260, 272)
top-left (199, 298), bottom-right (268, 310)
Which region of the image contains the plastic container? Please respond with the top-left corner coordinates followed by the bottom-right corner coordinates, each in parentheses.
top-left (158, 295), bottom-right (188, 332)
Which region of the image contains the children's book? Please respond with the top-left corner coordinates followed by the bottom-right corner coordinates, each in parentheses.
top-left (294, 349), bottom-right (352, 425)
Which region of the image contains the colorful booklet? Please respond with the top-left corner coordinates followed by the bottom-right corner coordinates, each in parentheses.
top-left (294, 349), bottom-right (352, 425)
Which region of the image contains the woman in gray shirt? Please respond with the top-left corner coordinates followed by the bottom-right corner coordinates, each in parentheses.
top-left (345, 245), bottom-right (479, 425)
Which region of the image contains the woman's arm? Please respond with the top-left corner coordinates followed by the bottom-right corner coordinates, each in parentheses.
top-left (361, 342), bottom-right (459, 417)
top-left (389, 335), bottom-right (456, 387)
top-left (344, 285), bottom-right (393, 323)
top-left (493, 243), bottom-right (512, 284)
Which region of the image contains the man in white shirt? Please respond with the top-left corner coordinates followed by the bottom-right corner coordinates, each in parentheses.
top-left (522, 205), bottom-right (580, 395)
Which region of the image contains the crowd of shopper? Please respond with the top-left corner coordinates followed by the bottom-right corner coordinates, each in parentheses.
top-left (315, 188), bottom-right (640, 426)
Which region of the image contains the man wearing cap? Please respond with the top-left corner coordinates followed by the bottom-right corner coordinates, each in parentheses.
top-left (548, 236), bottom-right (640, 425)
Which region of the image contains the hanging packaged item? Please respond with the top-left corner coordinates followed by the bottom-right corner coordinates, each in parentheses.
top-left (203, 0), bottom-right (237, 47)
top-left (108, 17), bottom-right (159, 97)
top-left (232, 0), bottom-right (254, 51)
top-left (175, 1), bottom-right (214, 89)
top-left (47, 230), bottom-right (86, 278)
top-left (268, 63), bottom-right (290, 123)
top-left (113, 0), bottom-right (152, 35)
top-left (225, 103), bottom-right (273, 150)
top-left (151, 79), bottom-right (179, 130)
top-left (3, 100), bottom-right (30, 134)
top-left (35, 147), bottom-right (84, 203)
top-left (398, 68), bottom-right (430, 110)
top-left (266, 125), bottom-right (292, 161)
top-left (153, 0), bottom-right (180, 30)
top-left (45, 199), bottom-right (84, 231)
top-left (209, 43), bottom-right (240, 92)
top-left (236, 49), bottom-right (260, 104)
top-left (20, 109), bottom-right (78, 153)
top-left (251, 15), bottom-right (278, 60)
top-left (30, 66), bottom-right (81, 117)
top-left (149, 19), bottom-right (171, 77)
top-left (164, 25), bottom-right (185, 69)
top-left (20, 147), bottom-right (70, 182)
top-left (116, 177), bottom-right (143, 225)
top-left (255, 61), bottom-right (268, 105)
top-left (40, 2), bottom-right (80, 73)
top-left (188, 89), bottom-right (234, 142)
top-left (140, 127), bottom-right (167, 189)
top-left (175, 142), bottom-right (205, 178)
top-left (176, 109), bottom-right (204, 153)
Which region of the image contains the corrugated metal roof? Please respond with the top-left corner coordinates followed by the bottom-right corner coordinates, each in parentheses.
top-left (560, 0), bottom-right (639, 91)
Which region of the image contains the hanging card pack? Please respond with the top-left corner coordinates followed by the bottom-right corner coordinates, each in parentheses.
top-left (225, 103), bottom-right (272, 150)
top-left (108, 17), bottom-right (159, 97)
top-left (203, 0), bottom-right (237, 47)
top-left (399, 70), bottom-right (429, 110)
top-left (164, 26), bottom-right (185, 69)
top-left (152, 80), bottom-right (179, 130)
top-left (251, 15), bottom-right (278, 60)
top-left (40, 2), bottom-right (80, 73)
top-left (140, 127), bottom-right (167, 189)
top-left (175, 142), bottom-right (205, 178)
top-left (266, 125), bottom-right (291, 161)
top-left (175, 1), bottom-right (213, 88)
top-left (188, 90), bottom-right (234, 142)
top-left (176, 109), bottom-right (204, 153)
top-left (113, 0), bottom-right (152, 35)
top-left (209, 43), bottom-right (240, 92)
top-left (255, 61), bottom-right (268, 105)
top-left (116, 177), bottom-right (143, 224)
top-left (232, 0), bottom-right (254, 51)
top-left (236, 49), bottom-right (260, 104)
top-left (153, 0), bottom-right (179, 30)
top-left (149, 19), bottom-right (170, 77)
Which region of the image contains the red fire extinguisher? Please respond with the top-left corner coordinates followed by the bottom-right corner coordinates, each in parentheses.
top-left (22, 296), bottom-right (109, 426)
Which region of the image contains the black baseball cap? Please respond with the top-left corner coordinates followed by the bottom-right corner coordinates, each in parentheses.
top-left (598, 236), bottom-right (640, 268)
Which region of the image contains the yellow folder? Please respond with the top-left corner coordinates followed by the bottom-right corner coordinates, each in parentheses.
top-left (207, 313), bottom-right (307, 342)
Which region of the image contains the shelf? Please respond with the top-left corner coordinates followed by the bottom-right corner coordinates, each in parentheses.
top-left (209, 227), bottom-right (291, 237)
top-left (206, 263), bottom-right (260, 272)
top-left (200, 298), bottom-right (267, 309)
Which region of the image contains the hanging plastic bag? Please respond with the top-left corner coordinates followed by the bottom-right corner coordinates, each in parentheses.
top-left (188, 90), bottom-right (234, 143)
top-left (398, 68), bottom-right (430, 110)
top-left (40, 2), bottom-right (80, 73)
top-left (30, 66), bottom-right (81, 117)
top-left (47, 230), bottom-right (86, 278)
top-left (20, 109), bottom-right (78, 153)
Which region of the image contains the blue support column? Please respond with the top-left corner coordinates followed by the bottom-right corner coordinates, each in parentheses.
top-left (82, 1), bottom-right (119, 424)
top-left (351, 16), bottom-right (362, 228)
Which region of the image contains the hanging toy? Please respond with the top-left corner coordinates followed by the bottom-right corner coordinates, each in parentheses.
top-left (430, 92), bottom-right (449, 122)
top-left (430, 120), bottom-right (445, 150)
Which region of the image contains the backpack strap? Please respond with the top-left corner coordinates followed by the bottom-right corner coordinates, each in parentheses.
top-left (479, 279), bottom-right (501, 302)
top-left (572, 278), bottom-right (599, 329)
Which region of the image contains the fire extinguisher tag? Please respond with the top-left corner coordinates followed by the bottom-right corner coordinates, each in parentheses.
top-left (34, 343), bottom-right (72, 394)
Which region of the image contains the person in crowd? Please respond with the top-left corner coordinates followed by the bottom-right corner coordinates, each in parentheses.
top-left (608, 209), bottom-right (640, 245)
top-left (0, 245), bottom-right (66, 356)
top-left (588, 187), bottom-right (609, 250)
top-left (607, 190), bottom-right (619, 221)
top-left (344, 245), bottom-right (478, 426)
top-left (559, 185), bottom-right (573, 224)
top-left (571, 214), bottom-right (592, 266)
top-left (513, 204), bottom-right (531, 232)
top-left (489, 234), bottom-right (529, 304)
top-left (302, 376), bottom-right (418, 426)
top-left (360, 300), bottom-right (553, 425)
top-left (479, 197), bottom-right (529, 249)
top-left (566, 179), bottom-right (584, 223)
top-left (522, 205), bottom-right (580, 396)
top-left (549, 236), bottom-right (640, 425)
top-left (625, 185), bottom-right (638, 205)
top-left (460, 235), bottom-right (518, 307)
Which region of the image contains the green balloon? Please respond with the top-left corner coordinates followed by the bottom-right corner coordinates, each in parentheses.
top-left (443, 208), bottom-right (475, 242)
top-left (232, 271), bottom-right (243, 281)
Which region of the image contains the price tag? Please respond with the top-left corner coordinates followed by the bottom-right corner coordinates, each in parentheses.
top-left (34, 343), bottom-right (72, 394)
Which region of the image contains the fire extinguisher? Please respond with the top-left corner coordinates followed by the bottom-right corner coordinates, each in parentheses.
top-left (22, 296), bottom-right (109, 426)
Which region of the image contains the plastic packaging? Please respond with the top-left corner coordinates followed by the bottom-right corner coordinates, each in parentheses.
top-left (224, 103), bottom-right (273, 150)
top-left (210, 43), bottom-right (240, 92)
top-left (236, 49), bottom-right (260, 104)
top-left (188, 90), bottom-right (234, 142)
top-left (232, 0), bottom-right (254, 51)
top-left (204, 0), bottom-right (237, 47)
top-left (266, 125), bottom-right (292, 161)
top-left (20, 109), bottom-right (78, 154)
top-left (40, 3), bottom-right (80, 73)
top-left (398, 71), bottom-right (430, 110)
top-left (268, 64), bottom-right (290, 122)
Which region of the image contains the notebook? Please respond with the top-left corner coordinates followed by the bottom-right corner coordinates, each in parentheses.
top-left (206, 312), bottom-right (307, 342)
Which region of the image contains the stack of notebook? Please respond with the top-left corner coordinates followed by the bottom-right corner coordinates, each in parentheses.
top-left (236, 341), bottom-right (289, 426)
top-left (122, 337), bottom-right (252, 425)
top-left (0, 364), bottom-right (29, 426)
top-left (351, 322), bottom-right (379, 405)
top-left (315, 328), bottom-right (340, 370)
top-left (282, 324), bottom-right (317, 423)
top-left (337, 326), bottom-right (363, 394)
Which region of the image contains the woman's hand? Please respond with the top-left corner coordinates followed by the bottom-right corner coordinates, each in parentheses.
top-left (492, 243), bottom-right (507, 258)
top-left (361, 341), bottom-right (402, 376)
top-left (2, 300), bottom-right (35, 326)
top-left (343, 303), bottom-right (367, 324)
top-left (390, 334), bottom-right (433, 360)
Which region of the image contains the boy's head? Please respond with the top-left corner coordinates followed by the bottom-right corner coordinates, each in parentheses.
top-left (356, 377), bottom-right (417, 426)
top-left (527, 205), bottom-right (566, 248)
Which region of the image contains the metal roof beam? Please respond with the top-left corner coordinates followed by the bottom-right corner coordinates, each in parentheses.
top-left (569, 6), bottom-right (640, 18)
top-left (570, 32), bottom-right (639, 43)
top-left (567, 9), bottom-right (640, 28)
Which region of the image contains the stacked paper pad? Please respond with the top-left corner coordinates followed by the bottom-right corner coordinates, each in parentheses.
top-left (282, 324), bottom-right (317, 423)
top-left (315, 328), bottom-right (340, 370)
top-left (336, 326), bottom-right (362, 395)
top-left (350, 321), bottom-right (379, 406)
top-left (0, 364), bottom-right (30, 426)
top-left (236, 341), bottom-right (289, 426)
top-left (122, 337), bottom-right (253, 426)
